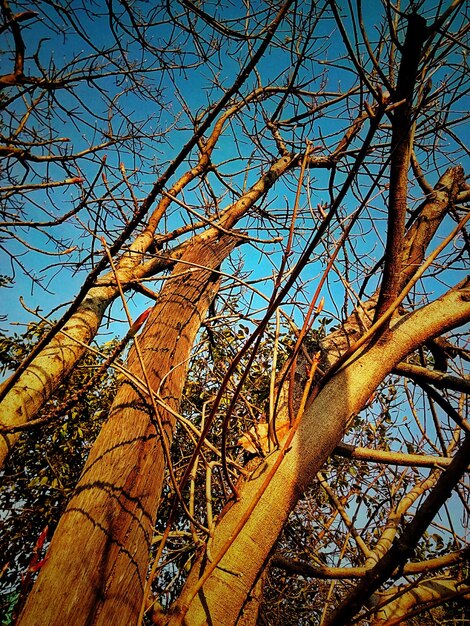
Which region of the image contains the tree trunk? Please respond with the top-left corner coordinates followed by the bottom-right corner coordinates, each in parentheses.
top-left (17, 231), bottom-right (240, 626)
top-left (164, 279), bottom-right (470, 625)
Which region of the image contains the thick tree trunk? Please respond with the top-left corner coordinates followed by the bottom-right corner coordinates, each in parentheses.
top-left (164, 279), bottom-right (470, 625)
top-left (17, 231), bottom-right (240, 626)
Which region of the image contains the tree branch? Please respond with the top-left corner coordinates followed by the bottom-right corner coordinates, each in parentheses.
top-left (324, 435), bottom-right (470, 626)
top-left (271, 546), bottom-right (470, 580)
top-left (333, 442), bottom-right (456, 468)
top-left (375, 13), bottom-right (428, 319)
top-left (394, 361), bottom-right (470, 393)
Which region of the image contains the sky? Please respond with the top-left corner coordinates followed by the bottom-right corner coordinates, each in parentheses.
top-left (1, 0), bottom-right (468, 344)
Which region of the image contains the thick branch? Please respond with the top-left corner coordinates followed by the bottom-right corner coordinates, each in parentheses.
top-left (400, 165), bottom-right (467, 288)
top-left (394, 361), bottom-right (470, 393)
top-left (370, 577), bottom-right (470, 625)
top-left (272, 546), bottom-right (470, 580)
top-left (333, 442), bottom-right (456, 468)
top-left (0, 0), bottom-right (26, 84)
top-left (0, 284), bottom-right (117, 466)
top-left (375, 13), bottom-right (428, 319)
top-left (322, 165), bottom-right (467, 370)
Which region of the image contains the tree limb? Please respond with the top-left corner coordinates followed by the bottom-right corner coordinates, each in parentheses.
top-left (375, 13), bottom-right (428, 319)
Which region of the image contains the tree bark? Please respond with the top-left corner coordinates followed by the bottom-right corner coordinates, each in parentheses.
top-left (400, 165), bottom-right (466, 288)
top-left (375, 13), bottom-right (428, 318)
top-left (17, 231), bottom-right (240, 626)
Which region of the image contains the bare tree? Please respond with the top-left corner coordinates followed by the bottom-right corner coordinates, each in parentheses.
top-left (1, 1), bottom-right (468, 624)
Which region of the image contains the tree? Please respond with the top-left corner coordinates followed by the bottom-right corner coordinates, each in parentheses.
top-left (0, 1), bottom-right (469, 624)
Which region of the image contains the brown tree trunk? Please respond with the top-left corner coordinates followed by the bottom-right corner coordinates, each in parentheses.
top-left (17, 231), bottom-right (240, 626)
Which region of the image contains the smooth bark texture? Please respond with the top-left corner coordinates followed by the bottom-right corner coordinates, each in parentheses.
top-left (163, 279), bottom-right (470, 625)
top-left (17, 232), bottom-right (239, 626)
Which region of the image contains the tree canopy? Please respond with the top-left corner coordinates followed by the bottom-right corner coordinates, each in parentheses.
top-left (0, 1), bottom-right (469, 624)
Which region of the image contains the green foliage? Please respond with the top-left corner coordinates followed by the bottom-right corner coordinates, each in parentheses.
top-left (0, 323), bottom-right (43, 375)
